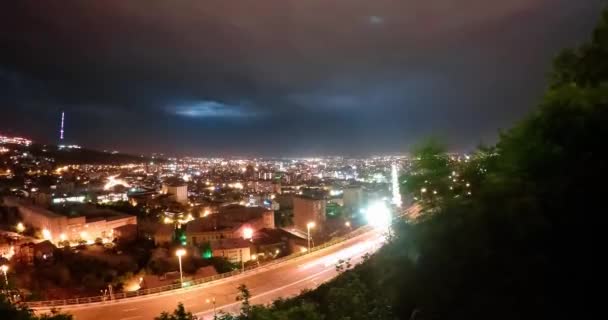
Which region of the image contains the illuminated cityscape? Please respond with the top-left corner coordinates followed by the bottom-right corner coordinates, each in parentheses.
top-left (0, 2), bottom-right (603, 320)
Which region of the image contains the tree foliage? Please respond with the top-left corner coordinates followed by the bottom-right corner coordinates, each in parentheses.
top-left (0, 295), bottom-right (72, 320)
top-left (155, 303), bottom-right (196, 320)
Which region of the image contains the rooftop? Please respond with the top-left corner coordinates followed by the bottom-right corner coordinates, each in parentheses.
top-left (210, 238), bottom-right (252, 250)
top-left (163, 177), bottom-right (187, 187)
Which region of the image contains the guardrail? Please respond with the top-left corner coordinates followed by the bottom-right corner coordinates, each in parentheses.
top-left (26, 226), bottom-right (373, 309)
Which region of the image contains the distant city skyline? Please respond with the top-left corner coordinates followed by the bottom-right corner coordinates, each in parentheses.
top-left (0, 1), bottom-right (604, 156)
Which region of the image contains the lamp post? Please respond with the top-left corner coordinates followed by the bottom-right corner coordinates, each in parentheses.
top-left (240, 249), bottom-right (244, 273)
top-left (175, 248), bottom-right (186, 286)
top-left (206, 297), bottom-right (217, 319)
top-left (306, 222), bottom-right (315, 252)
top-left (251, 254), bottom-right (260, 267)
top-left (1, 265), bottom-right (8, 286)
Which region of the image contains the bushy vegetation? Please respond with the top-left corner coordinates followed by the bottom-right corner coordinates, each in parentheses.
top-left (0, 295), bottom-right (71, 320)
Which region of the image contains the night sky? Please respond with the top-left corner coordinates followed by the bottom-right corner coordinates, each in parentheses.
top-left (0, 1), bottom-right (603, 156)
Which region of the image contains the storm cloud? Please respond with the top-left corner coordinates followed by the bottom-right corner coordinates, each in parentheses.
top-left (0, 0), bottom-right (603, 156)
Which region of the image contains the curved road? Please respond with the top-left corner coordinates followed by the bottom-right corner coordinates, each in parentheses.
top-left (45, 228), bottom-right (385, 320)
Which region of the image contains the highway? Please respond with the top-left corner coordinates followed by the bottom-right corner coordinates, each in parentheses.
top-left (46, 228), bottom-right (385, 320)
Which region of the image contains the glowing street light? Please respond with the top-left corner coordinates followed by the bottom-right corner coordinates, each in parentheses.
top-left (364, 201), bottom-right (392, 230)
top-left (345, 221), bottom-right (351, 228)
top-left (175, 249), bottom-right (186, 286)
top-left (16, 222), bottom-right (25, 233)
top-left (306, 222), bottom-right (315, 252)
top-left (242, 227), bottom-right (253, 240)
top-left (1, 265), bottom-right (8, 286)
top-left (42, 229), bottom-right (52, 241)
top-left (206, 297), bottom-right (217, 318)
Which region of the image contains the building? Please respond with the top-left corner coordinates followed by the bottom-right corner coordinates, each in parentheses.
top-left (153, 224), bottom-right (175, 246)
top-left (210, 238), bottom-right (252, 264)
top-left (180, 204), bottom-right (275, 246)
top-left (161, 178), bottom-right (188, 204)
top-left (2, 197), bottom-right (137, 244)
top-left (293, 195), bottom-right (326, 232)
top-left (220, 204), bottom-right (275, 230)
top-left (252, 228), bottom-right (307, 256)
top-left (184, 219), bottom-right (236, 245)
top-left (343, 185), bottom-right (363, 211)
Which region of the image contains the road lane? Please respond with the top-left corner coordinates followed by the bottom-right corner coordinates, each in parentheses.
top-left (46, 228), bottom-right (383, 320)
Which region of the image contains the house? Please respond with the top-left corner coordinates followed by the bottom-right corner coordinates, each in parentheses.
top-left (210, 238), bottom-right (252, 264)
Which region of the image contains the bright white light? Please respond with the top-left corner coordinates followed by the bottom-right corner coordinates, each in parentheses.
top-left (104, 175), bottom-right (130, 191)
top-left (176, 248), bottom-right (186, 257)
top-left (391, 163), bottom-right (402, 207)
top-left (16, 222), bottom-right (25, 233)
top-left (42, 229), bottom-right (52, 240)
top-left (243, 227), bottom-right (253, 240)
top-left (364, 201), bottom-right (392, 229)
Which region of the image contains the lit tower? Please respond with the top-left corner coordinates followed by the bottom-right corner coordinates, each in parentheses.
top-left (59, 111), bottom-right (65, 141)
top-left (391, 163), bottom-right (402, 207)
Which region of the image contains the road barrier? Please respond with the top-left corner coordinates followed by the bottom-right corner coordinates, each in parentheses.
top-left (26, 226), bottom-right (373, 309)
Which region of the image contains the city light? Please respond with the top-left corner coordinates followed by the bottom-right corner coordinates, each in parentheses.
top-left (103, 175), bottom-right (131, 191)
top-left (42, 228), bottom-right (52, 241)
top-left (176, 248), bottom-right (186, 286)
top-left (1, 264), bottom-right (8, 286)
top-left (364, 201), bottom-right (392, 229)
top-left (176, 248), bottom-right (186, 257)
top-left (307, 222), bottom-right (315, 252)
top-left (16, 222), bottom-right (25, 233)
top-left (243, 227), bottom-right (254, 240)
top-left (391, 163), bottom-right (402, 207)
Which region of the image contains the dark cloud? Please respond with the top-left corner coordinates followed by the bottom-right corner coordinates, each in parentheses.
top-left (0, 0), bottom-right (604, 156)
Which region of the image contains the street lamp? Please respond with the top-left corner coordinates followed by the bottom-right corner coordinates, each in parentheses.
top-left (1, 265), bottom-right (8, 286)
top-left (364, 201), bottom-right (392, 229)
top-left (175, 248), bottom-right (186, 286)
top-left (344, 221), bottom-right (351, 228)
top-left (206, 297), bottom-right (217, 318)
top-left (16, 222), bottom-right (25, 233)
top-left (306, 222), bottom-right (315, 252)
